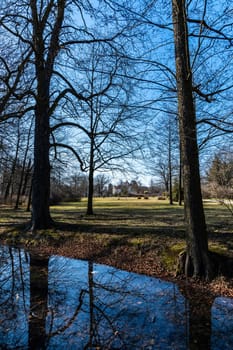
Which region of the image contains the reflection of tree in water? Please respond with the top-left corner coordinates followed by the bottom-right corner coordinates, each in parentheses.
top-left (85, 261), bottom-right (132, 349)
top-left (211, 297), bottom-right (233, 350)
top-left (84, 261), bottom-right (154, 349)
top-left (183, 286), bottom-right (233, 350)
top-left (29, 254), bottom-right (49, 349)
top-left (183, 287), bottom-right (213, 350)
top-left (0, 247), bottom-right (233, 349)
top-left (90, 266), bottom-right (186, 349)
top-left (0, 246), bottom-right (29, 348)
top-left (29, 257), bottom-right (233, 350)
top-left (47, 257), bottom-right (187, 349)
top-left (31, 256), bottom-right (233, 350)
top-left (189, 299), bottom-right (212, 350)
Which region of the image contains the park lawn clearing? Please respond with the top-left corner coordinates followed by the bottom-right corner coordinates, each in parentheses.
top-left (0, 197), bottom-right (232, 297)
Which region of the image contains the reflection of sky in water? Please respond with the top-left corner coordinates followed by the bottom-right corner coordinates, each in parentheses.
top-left (211, 297), bottom-right (233, 350)
top-left (0, 246), bottom-right (29, 349)
top-left (0, 245), bottom-right (232, 349)
top-left (47, 256), bottom-right (187, 349)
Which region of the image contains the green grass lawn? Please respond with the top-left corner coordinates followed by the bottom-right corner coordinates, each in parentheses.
top-left (0, 197), bottom-right (232, 279)
top-left (51, 197), bottom-right (185, 226)
top-left (50, 196), bottom-right (232, 232)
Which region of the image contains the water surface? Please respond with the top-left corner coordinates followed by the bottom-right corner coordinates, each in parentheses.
top-left (0, 245), bottom-right (232, 349)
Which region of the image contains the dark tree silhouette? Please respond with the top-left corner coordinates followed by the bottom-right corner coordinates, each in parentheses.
top-left (172, 0), bottom-right (212, 278)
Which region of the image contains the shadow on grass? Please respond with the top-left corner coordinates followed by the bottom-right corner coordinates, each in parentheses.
top-left (53, 220), bottom-right (186, 239)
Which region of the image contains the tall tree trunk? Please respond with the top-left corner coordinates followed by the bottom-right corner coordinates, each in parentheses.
top-left (87, 143), bottom-right (94, 215)
top-left (172, 0), bottom-right (213, 278)
top-left (86, 67), bottom-right (95, 215)
top-left (22, 158), bottom-right (32, 196)
top-left (31, 52), bottom-right (52, 228)
top-left (30, 0), bottom-right (65, 229)
top-left (15, 122), bottom-right (32, 210)
top-left (31, 103), bottom-right (52, 229)
top-left (168, 122), bottom-right (173, 205)
top-left (4, 122), bottom-right (20, 203)
top-left (178, 141), bottom-right (183, 206)
top-left (26, 179), bottom-right (32, 212)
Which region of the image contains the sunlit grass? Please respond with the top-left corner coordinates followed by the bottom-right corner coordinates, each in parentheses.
top-left (0, 196), bottom-right (231, 242)
top-left (49, 197), bottom-right (185, 232)
top-left (0, 197), bottom-right (231, 231)
top-left (51, 196), bottom-right (173, 211)
top-left (0, 197), bottom-right (232, 279)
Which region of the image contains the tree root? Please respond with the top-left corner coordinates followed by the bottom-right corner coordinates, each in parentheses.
top-left (176, 250), bottom-right (233, 279)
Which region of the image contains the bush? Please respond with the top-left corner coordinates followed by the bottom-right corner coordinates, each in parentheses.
top-left (50, 188), bottom-right (81, 205)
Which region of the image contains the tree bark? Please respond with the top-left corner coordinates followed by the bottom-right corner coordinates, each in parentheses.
top-left (15, 122), bottom-right (32, 210)
top-left (172, 0), bottom-right (213, 278)
top-left (31, 28), bottom-right (52, 228)
top-left (178, 142), bottom-right (183, 206)
top-left (168, 122), bottom-right (173, 205)
top-left (22, 158), bottom-right (32, 197)
top-left (30, 0), bottom-right (65, 229)
top-left (87, 140), bottom-right (94, 215)
top-left (26, 179), bottom-right (32, 212)
top-left (4, 122), bottom-right (20, 203)
top-left (31, 94), bottom-right (52, 228)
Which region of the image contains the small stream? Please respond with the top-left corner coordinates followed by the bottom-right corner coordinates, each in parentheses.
top-left (0, 245), bottom-right (233, 349)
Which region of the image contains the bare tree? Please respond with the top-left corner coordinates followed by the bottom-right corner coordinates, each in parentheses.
top-left (94, 174), bottom-right (110, 198)
top-left (145, 112), bottom-right (179, 201)
top-left (0, 0), bottom-right (134, 228)
top-left (15, 119), bottom-right (33, 209)
top-left (1, 0), bottom-right (68, 227)
top-left (207, 149), bottom-right (233, 215)
top-left (172, 0), bottom-right (212, 278)
top-left (51, 42), bottom-right (144, 215)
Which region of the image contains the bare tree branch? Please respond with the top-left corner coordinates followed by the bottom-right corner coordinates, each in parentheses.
top-left (51, 142), bottom-right (86, 171)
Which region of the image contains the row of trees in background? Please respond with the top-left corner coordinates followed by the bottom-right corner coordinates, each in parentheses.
top-left (1, 137), bottom-right (232, 208)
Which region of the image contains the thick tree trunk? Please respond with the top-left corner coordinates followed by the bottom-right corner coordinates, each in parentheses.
top-left (31, 104), bottom-right (52, 229)
top-left (31, 48), bottom-right (52, 229)
top-left (30, 0), bottom-right (65, 229)
top-left (172, 0), bottom-right (213, 278)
